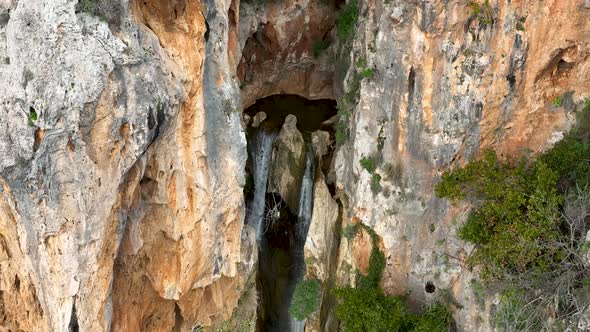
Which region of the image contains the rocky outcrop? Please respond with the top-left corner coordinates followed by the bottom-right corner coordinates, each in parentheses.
top-left (237, 0), bottom-right (337, 108)
top-left (333, 0), bottom-right (590, 331)
top-left (268, 114), bottom-right (306, 211)
top-left (0, 0), bottom-right (254, 330)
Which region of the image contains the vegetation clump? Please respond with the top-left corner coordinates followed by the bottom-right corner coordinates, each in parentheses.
top-left (334, 224), bottom-right (454, 331)
top-left (78, 0), bottom-right (97, 14)
top-left (435, 98), bottom-right (590, 329)
top-left (370, 173), bottom-right (382, 194)
top-left (468, 0), bottom-right (493, 25)
top-left (312, 40), bottom-right (331, 58)
top-left (336, 0), bottom-right (359, 40)
top-left (289, 279), bottom-right (321, 321)
top-left (360, 156), bottom-right (377, 173)
top-left (28, 107), bottom-right (38, 126)
top-left (552, 94), bottom-right (564, 107)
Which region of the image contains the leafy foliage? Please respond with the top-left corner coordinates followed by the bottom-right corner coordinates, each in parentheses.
top-left (468, 0), bottom-right (493, 25)
top-left (78, 0), bottom-right (97, 14)
top-left (289, 279), bottom-right (321, 320)
top-left (356, 226), bottom-right (385, 289)
top-left (342, 223), bottom-right (362, 241)
top-left (412, 303), bottom-right (454, 332)
top-left (435, 149), bottom-right (567, 278)
top-left (370, 173), bottom-right (382, 194)
top-left (336, 0), bottom-right (359, 40)
top-left (312, 40), bottom-right (331, 58)
top-left (552, 95), bottom-right (564, 107)
top-left (334, 287), bottom-right (413, 332)
top-left (28, 108), bottom-right (38, 126)
top-left (360, 156), bottom-right (377, 173)
top-left (360, 68), bottom-right (375, 79)
top-left (335, 223), bottom-right (454, 331)
top-left (435, 99), bottom-right (590, 328)
top-left (334, 288), bottom-right (454, 332)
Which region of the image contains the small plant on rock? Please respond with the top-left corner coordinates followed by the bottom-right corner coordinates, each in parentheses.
top-left (552, 95), bottom-right (564, 107)
top-left (359, 156), bottom-right (376, 173)
top-left (289, 279), bottom-right (321, 320)
top-left (336, 0), bottom-right (359, 40)
top-left (312, 40), bottom-right (331, 58)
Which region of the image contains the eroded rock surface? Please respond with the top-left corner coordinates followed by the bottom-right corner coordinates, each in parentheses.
top-left (0, 0), bottom-right (254, 330)
top-left (0, 0), bottom-right (588, 331)
top-left (333, 1), bottom-right (590, 331)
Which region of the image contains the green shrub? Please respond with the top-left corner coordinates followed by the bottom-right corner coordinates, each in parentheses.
top-left (333, 287), bottom-right (413, 332)
top-left (468, 0), bottom-right (493, 24)
top-left (335, 122), bottom-right (348, 145)
top-left (412, 303), bottom-right (453, 332)
top-left (28, 108), bottom-right (38, 126)
top-left (342, 223), bottom-right (362, 241)
top-left (360, 156), bottom-right (377, 173)
top-left (436, 149), bottom-right (565, 278)
top-left (356, 233), bottom-right (385, 289)
top-left (312, 40), bottom-right (331, 58)
top-left (289, 279), bottom-right (321, 320)
top-left (552, 95), bottom-right (564, 107)
top-left (335, 97), bottom-right (353, 145)
top-left (370, 173), bottom-right (382, 194)
top-left (435, 100), bottom-right (590, 329)
top-left (336, 0), bottom-right (359, 40)
top-left (333, 288), bottom-right (454, 332)
top-left (360, 68), bottom-right (375, 79)
top-left (78, 0), bottom-right (97, 14)
top-left (335, 223), bottom-right (454, 331)
top-left (356, 58), bottom-right (367, 68)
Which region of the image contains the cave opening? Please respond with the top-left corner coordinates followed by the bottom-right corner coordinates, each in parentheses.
top-left (242, 94), bottom-right (336, 331)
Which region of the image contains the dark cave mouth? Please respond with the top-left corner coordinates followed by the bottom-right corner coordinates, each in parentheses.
top-left (242, 94), bottom-right (337, 331)
top-left (243, 94), bottom-right (337, 134)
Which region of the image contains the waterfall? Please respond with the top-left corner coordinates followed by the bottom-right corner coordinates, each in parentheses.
top-left (290, 317), bottom-right (307, 332)
top-left (247, 128), bottom-right (277, 242)
top-left (295, 144), bottom-right (315, 244)
top-left (289, 144), bottom-right (315, 332)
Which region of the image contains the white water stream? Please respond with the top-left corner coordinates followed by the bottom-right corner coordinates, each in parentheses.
top-left (289, 145), bottom-right (315, 332)
top-left (247, 128), bottom-right (278, 242)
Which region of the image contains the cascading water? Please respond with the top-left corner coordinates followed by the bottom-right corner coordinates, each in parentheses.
top-left (243, 95), bottom-right (336, 332)
top-left (288, 144), bottom-right (315, 332)
top-left (247, 128), bottom-right (278, 242)
top-left (295, 144), bottom-right (315, 243)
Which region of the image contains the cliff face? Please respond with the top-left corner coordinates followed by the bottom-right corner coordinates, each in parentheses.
top-left (0, 0), bottom-right (588, 331)
top-left (331, 0), bottom-right (589, 330)
top-left (0, 0), bottom-right (254, 330)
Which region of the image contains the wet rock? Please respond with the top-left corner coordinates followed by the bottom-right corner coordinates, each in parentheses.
top-left (251, 111), bottom-right (267, 128)
top-left (268, 114), bottom-right (306, 212)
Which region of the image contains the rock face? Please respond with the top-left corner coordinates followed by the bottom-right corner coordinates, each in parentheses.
top-left (0, 0), bottom-right (254, 330)
top-left (0, 0), bottom-right (588, 331)
top-left (268, 114), bottom-right (306, 212)
top-left (332, 0), bottom-right (590, 331)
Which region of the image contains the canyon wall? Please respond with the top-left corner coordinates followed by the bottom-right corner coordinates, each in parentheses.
top-left (330, 0), bottom-right (590, 331)
top-left (0, 0), bottom-right (588, 331)
top-left (0, 0), bottom-right (255, 330)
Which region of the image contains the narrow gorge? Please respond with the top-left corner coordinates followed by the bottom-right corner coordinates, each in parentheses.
top-left (0, 0), bottom-right (589, 331)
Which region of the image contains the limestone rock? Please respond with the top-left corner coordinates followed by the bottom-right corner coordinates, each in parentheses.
top-left (333, 1), bottom-right (590, 331)
top-left (304, 173), bottom-right (339, 282)
top-left (0, 0), bottom-right (255, 330)
top-left (268, 114), bottom-right (306, 212)
top-left (251, 111), bottom-right (267, 128)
